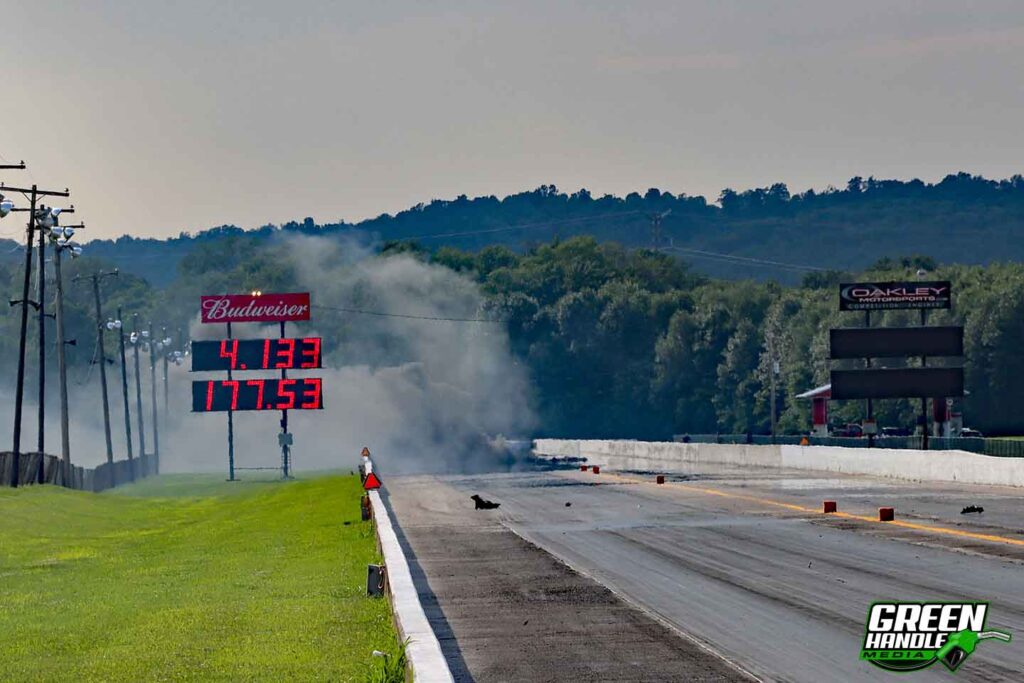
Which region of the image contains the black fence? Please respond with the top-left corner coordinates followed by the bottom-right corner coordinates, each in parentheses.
top-left (0, 451), bottom-right (157, 491)
top-left (673, 434), bottom-right (1024, 457)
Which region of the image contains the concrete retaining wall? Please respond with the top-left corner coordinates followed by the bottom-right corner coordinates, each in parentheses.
top-left (0, 451), bottom-right (157, 491)
top-left (534, 438), bottom-right (1024, 488)
top-left (369, 489), bottom-right (454, 683)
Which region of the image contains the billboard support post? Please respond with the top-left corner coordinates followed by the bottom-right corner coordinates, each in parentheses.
top-left (865, 310), bottom-right (873, 448)
top-left (921, 308), bottom-right (928, 451)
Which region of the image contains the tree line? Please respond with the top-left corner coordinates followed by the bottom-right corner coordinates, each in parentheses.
top-left (432, 239), bottom-right (1024, 437)
top-left (16, 172), bottom-right (1024, 287)
top-left (3, 234), bottom-right (1023, 439)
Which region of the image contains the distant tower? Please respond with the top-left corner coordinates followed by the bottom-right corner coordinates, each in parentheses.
top-left (648, 210), bottom-right (671, 249)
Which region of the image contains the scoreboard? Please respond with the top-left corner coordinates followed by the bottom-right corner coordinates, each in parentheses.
top-left (192, 291), bottom-right (320, 480)
top-left (192, 378), bottom-right (324, 412)
top-left (191, 338), bottom-right (322, 372)
top-left (191, 337), bottom-right (324, 413)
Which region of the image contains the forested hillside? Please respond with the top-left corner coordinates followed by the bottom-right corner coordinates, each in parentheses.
top-left (436, 240), bottom-right (1024, 437)
top-left (5, 233), bottom-right (1024, 438)
top-left (6, 172), bottom-right (1020, 286)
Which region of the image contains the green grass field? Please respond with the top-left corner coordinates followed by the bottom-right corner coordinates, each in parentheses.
top-left (0, 472), bottom-right (399, 681)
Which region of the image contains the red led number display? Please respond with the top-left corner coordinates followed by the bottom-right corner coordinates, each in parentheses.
top-left (193, 378), bottom-right (324, 412)
top-left (191, 338), bottom-right (322, 371)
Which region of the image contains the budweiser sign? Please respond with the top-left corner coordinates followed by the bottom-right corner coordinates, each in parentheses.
top-left (200, 293), bottom-right (311, 324)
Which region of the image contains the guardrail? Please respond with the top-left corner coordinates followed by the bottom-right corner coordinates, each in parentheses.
top-left (673, 434), bottom-right (1024, 457)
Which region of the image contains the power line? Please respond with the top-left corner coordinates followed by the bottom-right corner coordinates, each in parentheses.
top-left (310, 303), bottom-right (504, 324)
top-left (401, 210), bottom-right (645, 241)
top-left (660, 245), bottom-right (830, 273)
top-left (388, 209), bottom-right (829, 274)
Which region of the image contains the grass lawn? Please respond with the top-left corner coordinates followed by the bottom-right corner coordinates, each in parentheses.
top-left (0, 472), bottom-right (398, 681)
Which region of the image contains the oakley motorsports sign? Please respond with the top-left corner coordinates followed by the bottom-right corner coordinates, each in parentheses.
top-left (839, 281), bottom-right (951, 311)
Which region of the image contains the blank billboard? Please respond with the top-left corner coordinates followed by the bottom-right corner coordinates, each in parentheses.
top-left (830, 326), bottom-right (963, 359)
top-left (830, 368), bottom-right (964, 400)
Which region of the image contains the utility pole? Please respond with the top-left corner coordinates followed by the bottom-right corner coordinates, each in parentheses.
top-left (148, 321), bottom-right (160, 474)
top-left (116, 308), bottom-right (135, 479)
top-left (34, 205), bottom-right (75, 483)
top-left (52, 240), bottom-right (73, 483)
top-left (74, 268), bottom-right (117, 484)
top-left (36, 214), bottom-right (47, 466)
top-left (132, 314), bottom-right (147, 469)
top-left (3, 182), bottom-right (70, 488)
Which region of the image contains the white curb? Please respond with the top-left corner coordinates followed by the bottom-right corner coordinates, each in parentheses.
top-left (369, 489), bottom-right (454, 683)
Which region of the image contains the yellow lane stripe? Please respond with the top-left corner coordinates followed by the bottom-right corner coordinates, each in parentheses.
top-left (593, 471), bottom-right (1024, 549)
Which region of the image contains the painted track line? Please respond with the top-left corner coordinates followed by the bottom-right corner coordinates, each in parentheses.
top-left (598, 471), bottom-right (1024, 549)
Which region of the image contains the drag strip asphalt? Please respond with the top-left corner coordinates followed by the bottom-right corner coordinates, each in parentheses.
top-left (381, 477), bottom-right (751, 682)
top-left (386, 464), bottom-right (1024, 682)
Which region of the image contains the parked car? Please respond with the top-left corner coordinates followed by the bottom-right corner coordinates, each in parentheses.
top-left (832, 423), bottom-right (864, 438)
top-left (881, 426), bottom-right (911, 437)
top-left (959, 428), bottom-right (984, 438)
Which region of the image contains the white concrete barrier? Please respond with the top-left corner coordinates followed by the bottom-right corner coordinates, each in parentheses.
top-left (534, 438), bottom-right (1024, 488)
top-left (369, 489), bottom-right (454, 683)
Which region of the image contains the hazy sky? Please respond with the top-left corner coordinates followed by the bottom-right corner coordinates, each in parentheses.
top-left (1, 1), bottom-right (1022, 240)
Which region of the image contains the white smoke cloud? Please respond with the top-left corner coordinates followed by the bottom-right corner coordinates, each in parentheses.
top-left (151, 236), bottom-right (538, 475)
top-left (5, 236), bottom-right (537, 478)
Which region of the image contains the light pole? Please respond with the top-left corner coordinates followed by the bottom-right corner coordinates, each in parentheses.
top-left (33, 207), bottom-right (75, 470)
top-left (111, 310), bottom-right (135, 479)
top-left (130, 316), bottom-right (147, 471)
top-left (1, 181), bottom-right (70, 488)
top-left (148, 321), bottom-right (160, 474)
top-left (162, 328), bottom-right (169, 421)
top-left (770, 359), bottom-right (779, 443)
top-left (74, 266), bottom-right (118, 486)
top-left (160, 331), bottom-right (183, 467)
top-left (49, 223), bottom-right (83, 484)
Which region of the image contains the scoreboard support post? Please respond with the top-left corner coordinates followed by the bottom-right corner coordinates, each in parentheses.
top-left (280, 320), bottom-right (290, 479)
top-left (226, 321), bottom-right (235, 482)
